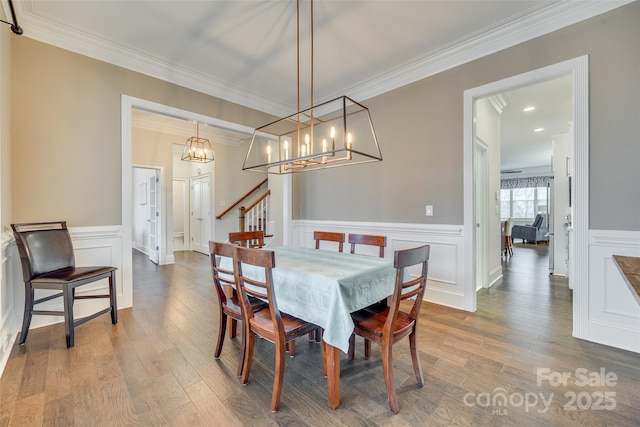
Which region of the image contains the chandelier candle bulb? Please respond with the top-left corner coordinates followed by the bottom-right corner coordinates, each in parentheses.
top-left (322, 139), bottom-right (327, 162)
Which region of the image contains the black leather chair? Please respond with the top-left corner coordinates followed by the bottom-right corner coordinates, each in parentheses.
top-left (11, 221), bottom-right (118, 347)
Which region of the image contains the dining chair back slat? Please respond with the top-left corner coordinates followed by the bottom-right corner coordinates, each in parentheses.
top-left (229, 230), bottom-right (265, 248)
top-left (348, 233), bottom-right (386, 258)
top-left (313, 231), bottom-right (345, 252)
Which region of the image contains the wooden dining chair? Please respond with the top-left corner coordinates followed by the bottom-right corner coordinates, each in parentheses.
top-left (233, 245), bottom-right (319, 412)
top-left (349, 233), bottom-right (387, 258)
top-left (313, 231), bottom-right (345, 252)
top-left (347, 233), bottom-right (387, 359)
top-left (503, 217), bottom-right (514, 257)
top-left (229, 230), bottom-right (264, 248)
top-left (210, 241), bottom-right (267, 376)
top-left (350, 244), bottom-right (430, 413)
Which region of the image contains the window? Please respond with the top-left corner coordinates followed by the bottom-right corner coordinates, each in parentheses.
top-left (500, 187), bottom-right (547, 220)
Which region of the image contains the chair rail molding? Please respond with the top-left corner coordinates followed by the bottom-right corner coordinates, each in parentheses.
top-left (293, 220), bottom-right (465, 309)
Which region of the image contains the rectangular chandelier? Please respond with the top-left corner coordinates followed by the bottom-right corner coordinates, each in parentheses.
top-left (243, 95), bottom-right (382, 174)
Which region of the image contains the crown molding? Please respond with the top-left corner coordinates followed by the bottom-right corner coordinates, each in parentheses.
top-left (487, 94), bottom-right (512, 115)
top-left (14, 1), bottom-right (633, 117)
top-left (347, 1), bottom-right (633, 103)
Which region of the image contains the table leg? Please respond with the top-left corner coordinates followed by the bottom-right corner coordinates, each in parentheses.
top-left (326, 344), bottom-right (340, 409)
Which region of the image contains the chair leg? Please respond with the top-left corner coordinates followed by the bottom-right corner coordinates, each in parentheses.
top-left (229, 318), bottom-right (238, 338)
top-left (109, 273), bottom-right (118, 324)
top-left (241, 329), bottom-right (255, 386)
top-left (409, 331), bottom-right (424, 387)
top-left (18, 285), bottom-right (34, 345)
top-left (381, 338), bottom-right (399, 413)
top-left (364, 339), bottom-right (371, 358)
top-left (237, 323), bottom-right (246, 377)
top-left (214, 312), bottom-right (227, 359)
top-left (63, 286), bottom-right (74, 348)
top-left (271, 340), bottom-right (287, 412)
top-left (321, 340), bottom-right (327, 377)
top-left (347, 334), bottom-right (355, 360)
top-left (286, 340), bottom-right (295, 358)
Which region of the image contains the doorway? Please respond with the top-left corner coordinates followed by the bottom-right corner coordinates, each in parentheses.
top-left (463, 56), bottom-right (589, 340)
top-left (132, 166), bottom-right (161, 265)
top-left (189, 173), bottom-right (211, 254)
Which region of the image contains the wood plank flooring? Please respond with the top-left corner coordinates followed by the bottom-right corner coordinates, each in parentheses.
top-left (1, 244), bottom-right (639, 426)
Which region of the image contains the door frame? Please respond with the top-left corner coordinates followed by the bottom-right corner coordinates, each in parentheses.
top-left (121, 95), bottom-right (254, 307)
top-left (463, 55), bottom-right (589, 340)
top-left (474, 139), bottom-right (489, 290)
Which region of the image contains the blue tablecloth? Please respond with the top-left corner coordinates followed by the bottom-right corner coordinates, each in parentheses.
top-left (220, 246), bottom-right (396, 353)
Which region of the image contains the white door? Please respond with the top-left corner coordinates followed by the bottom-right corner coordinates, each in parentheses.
top-left (148, 171), bottom-right (160, 264)
top-left (190, 174), bottom-right (211, 254)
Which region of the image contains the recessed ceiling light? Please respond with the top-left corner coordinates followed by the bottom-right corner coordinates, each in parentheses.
top-left (534, 127), bottom-right (544, 132)
top-left (523, 106), bottom-right (535, 112)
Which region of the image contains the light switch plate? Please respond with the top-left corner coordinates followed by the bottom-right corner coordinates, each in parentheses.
top-left (425, 205), bottom-right (433, 216)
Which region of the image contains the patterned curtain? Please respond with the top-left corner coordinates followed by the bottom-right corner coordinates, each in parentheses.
top-left (501, 176), bottom-right (553, 189)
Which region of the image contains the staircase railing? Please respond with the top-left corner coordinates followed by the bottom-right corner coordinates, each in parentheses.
top-left (215, 178), bottom-right (267, 220)
top-left (240, 190), bottom-right (271, 235)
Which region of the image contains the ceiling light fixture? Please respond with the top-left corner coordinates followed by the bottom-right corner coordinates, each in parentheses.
top-left (243, 0), bottom-right (382, 174)
top-left (523, 106), bottom-right (535, 112)
top-left (181, 122), bottom-right (214, 163)
top-left (534, 127), bottom-right (545, 132)
top-left (0, 0), bottom-right (23, 34)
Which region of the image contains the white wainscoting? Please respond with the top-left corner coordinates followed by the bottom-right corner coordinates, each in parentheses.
top-left (588, 230), bottom-right (640, 353)
top-left (0, 226), bottom-right (126, 375)
top-left (0, 232), bottom-right (18, 375)
top-left (292, 220), bottom-right (466, 309)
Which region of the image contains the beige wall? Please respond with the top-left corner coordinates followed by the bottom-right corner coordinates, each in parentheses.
top-left (8, 3), bottom-right (640, 231)
top-left (294, 2), bottom-right (640, 231)
top-left (10, 37), bottom-right (271, 227)
top-left (1, 25), bottom-right (11, 230)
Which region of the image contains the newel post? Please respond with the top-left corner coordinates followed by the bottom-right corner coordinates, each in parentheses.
top-left (238, 207), bottom-right (246, 232)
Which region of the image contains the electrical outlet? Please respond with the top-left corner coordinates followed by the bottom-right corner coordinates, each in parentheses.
top-left (425, 205), bottom-right (433, 216)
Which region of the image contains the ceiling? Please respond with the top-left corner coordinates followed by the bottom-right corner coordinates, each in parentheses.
top-left (6, 1), bottom-right (629, 167)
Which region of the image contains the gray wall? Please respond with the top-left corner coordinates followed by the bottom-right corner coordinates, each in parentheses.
top-left (294, 2), bottom-right (640, 231)
top-left (7, 3), bottom-right (640, 232)
top-left (10, 36), bottom-right (272, 227)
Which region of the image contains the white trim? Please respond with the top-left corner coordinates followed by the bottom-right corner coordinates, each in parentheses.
top-left (587, 229), bottom-right (640, 353)
top-left (14, 1), bottom-right (631, 117)
top-left (293, 219), bottom-right (466, 309)
top-left (463, 56), bottom-right (589, 339)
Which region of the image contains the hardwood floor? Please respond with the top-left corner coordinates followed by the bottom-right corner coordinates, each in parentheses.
top-left (1, 246), bottom-right (638, 426)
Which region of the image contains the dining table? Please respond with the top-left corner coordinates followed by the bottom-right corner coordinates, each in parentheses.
top-left (219, 245), bottom-right (398, 409)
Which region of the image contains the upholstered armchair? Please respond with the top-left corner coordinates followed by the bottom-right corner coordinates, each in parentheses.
top-left (511, 214), bottom-right (549, 244)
